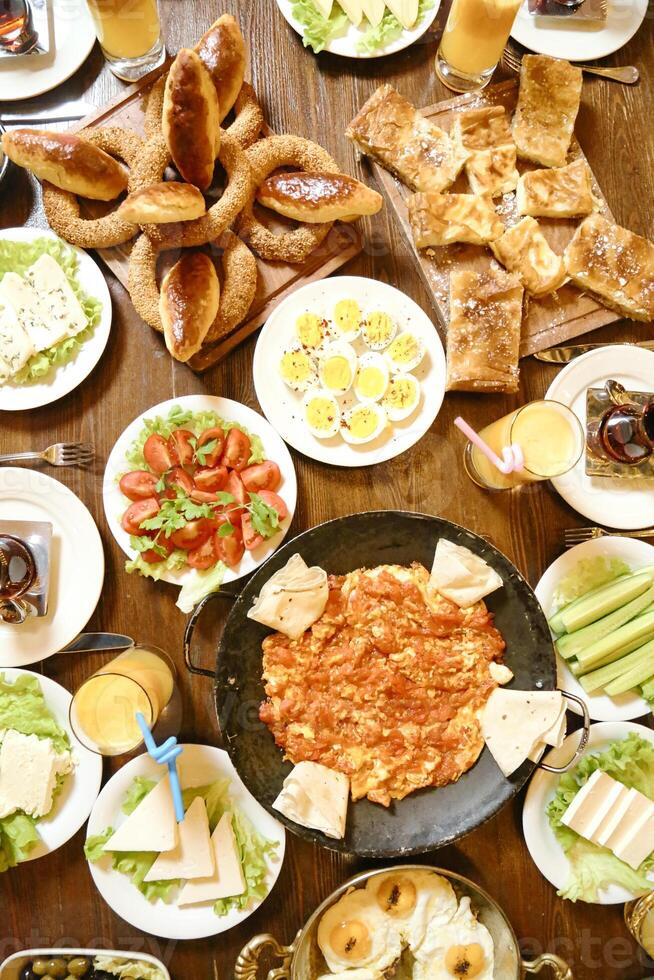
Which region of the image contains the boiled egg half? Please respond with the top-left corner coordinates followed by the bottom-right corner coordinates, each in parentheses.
top-left (354, 352), bottom-right (389, 403)
top-left (279, 344), bottom-right (318, 392)
top-left (342, 403), bottom-right (388, 445)
top-left (295, 311), bottom-right (329, 350)
top-left (362, 310), bottom-right (396, 351)
top-left (384, 331), bottom-right (425, 373)
top-left (381, 373), bottom-right (421, 421)
top-left (303, 389), bottom-right (341, 439)
top-left (319, 341), bottom-right (358, 395)
top-left (332, 298), bottom-right (363, 342)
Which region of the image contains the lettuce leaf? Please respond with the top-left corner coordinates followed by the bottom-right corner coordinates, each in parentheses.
top-left (0, 812), bottom-right (40, 872)
top-left (0, 237), bottom-right (102, 385)
top-left (125, 548), bottom-right (188, 582)
top-left (93, 957), bottom-right (167, 980)
top-left (547, 733), bottom-right (654, 902)
top-left (175, 561), bottom-right (227, 614)
top-left (356, 0), bottom-right (434, 54)
top-left (290, 0), bottom-right (348, 52)
top-left (551, 556), bottom-right (632, 612)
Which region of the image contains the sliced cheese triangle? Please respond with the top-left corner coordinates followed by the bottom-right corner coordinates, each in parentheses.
top-left (143, 795), bottom-right (214, 882)
top-left (103, 775), bottom-right (178, 853)
top-left (177, 812), bottom-right (246, 906)
top-left (361, 0), bottom-right (386, 26)
top-left (336, 0), bottom-right (363, 26)
top-left (384, 0), bottom-right (418, 29)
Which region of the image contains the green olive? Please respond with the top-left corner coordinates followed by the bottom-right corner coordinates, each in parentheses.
top-left (46, 962), bottom-right (68, 979)
top-left (66, 960), bottom-right (91, 977)
top-left (41, 975), bottom-right (56, 980)
top-left (31, 963), bottom-right (49, 977)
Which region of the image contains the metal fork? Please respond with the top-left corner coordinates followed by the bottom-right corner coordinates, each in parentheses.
top-left (0, 442), bottom-right (95, 467)
top-left (564, 526), bottom-right (654, 548)
top-left (502, 43), bottom-right (640, 84)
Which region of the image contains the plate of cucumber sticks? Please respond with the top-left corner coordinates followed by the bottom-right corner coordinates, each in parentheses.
top-left (536, 537), bottom-right (654, 722)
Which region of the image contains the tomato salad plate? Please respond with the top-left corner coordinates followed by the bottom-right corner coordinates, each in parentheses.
top-left (103, 396), bottom-right (297, 613)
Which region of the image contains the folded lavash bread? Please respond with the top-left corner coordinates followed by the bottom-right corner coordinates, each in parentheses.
top-left (247, 553), bottom-right (329, 639)
top-left (481, 689), bottom-right (565, 777)
top-left (273, 761), bottom-right (349, 839)
top-left (528, 701), bottom-right (567, 764)
top-left (431, 538), bottom-right (503, 607)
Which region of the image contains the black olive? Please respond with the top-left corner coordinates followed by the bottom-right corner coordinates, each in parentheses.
top-left (19, 967), bottom-right (36, 980)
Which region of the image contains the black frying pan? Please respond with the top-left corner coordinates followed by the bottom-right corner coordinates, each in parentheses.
top-left (184, 511), bottom-right (558, 857)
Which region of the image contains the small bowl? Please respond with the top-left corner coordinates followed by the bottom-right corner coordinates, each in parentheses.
top-left (0, 124), bottom-right (9, 186)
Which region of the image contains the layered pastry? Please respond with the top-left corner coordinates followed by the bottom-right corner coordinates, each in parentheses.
top-left (446, 267), bottom-right (524, 393)
top-left (452, 105), bottom-right (519, 198)
top-left (491, 217), bottom-right (566, 296)
top-left (512, 55), bottom-right (583, 168)
top-left (564, 214), bottom-right (654, 322)
top-left (346, 84), bottom-right (468, 193)
top-left (517, 158), bottom-right (599, 218)
top-left (408, 192), bottom-right (505, 247)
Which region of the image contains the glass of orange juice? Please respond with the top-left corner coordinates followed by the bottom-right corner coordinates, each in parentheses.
top-left (464, 399), bottom-right (585, 491)
top-left (69, 644), bottom-right (179, 756)
top-left (435, 0), bottom-right (523, 92)
top-left (84, 0), bottom-right (165, 81)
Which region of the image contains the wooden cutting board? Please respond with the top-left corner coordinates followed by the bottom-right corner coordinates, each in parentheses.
top-left (71, 64), bottom-right (362, 373)
top-left (368, 79), bottom-right (622, 358)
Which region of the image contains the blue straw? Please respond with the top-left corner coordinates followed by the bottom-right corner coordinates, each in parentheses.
top-left (136, 712), bottom-right (185, 823)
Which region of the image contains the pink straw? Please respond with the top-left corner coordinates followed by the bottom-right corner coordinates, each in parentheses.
top-left (454, 416), bottom-right (525, 475)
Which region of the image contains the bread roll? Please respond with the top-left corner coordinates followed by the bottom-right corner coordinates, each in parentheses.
top-left (159, 252), bottom-right (220, 362)
top-left (256, 172), bottom-right (383, 223)
top-left (163, 48), bottom-right (220, 191)
top-left (118, 182), bottom-right (206, 224)
top-left (2, 129), bottom-right (128, 201)
top-left (195, 14), bottom-right (246, 123)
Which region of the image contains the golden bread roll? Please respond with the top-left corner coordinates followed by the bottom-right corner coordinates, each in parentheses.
top-left (117, 182), bottom-right (207, 224)
top-left (159, 252), bottom-right (220, 361)
top-left (256, 172), bottom-right (383, 223)
top-left (2, 128), bottom-right (128, 201)
top-left (195, 14), bottom-right (246, 122)
top-left (163, 48), bottom-right (220, 191)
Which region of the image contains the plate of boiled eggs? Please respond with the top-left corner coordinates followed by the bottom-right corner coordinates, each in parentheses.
top-left (253, 276), bottom-right (446, 467)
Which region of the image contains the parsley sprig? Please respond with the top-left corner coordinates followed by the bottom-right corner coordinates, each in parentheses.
top-left (137, 487), bottom-right (281, 542)
top-left (188, 435), bottom-right (219, 468)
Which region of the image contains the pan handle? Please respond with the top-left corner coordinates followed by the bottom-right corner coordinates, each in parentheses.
top-left (537, 690), bottom-right (590, 775)
top-left (183, 589), bottom-right (238, 678)
top-left (522, 952), bottom-right (573, 979)
top-left (234, 931), bottom-right (299, 980)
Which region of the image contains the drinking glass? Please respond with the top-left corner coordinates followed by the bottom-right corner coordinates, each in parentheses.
top-left (84, 0), bottom-right (165, 82)
top-left (0, 534), bottom-right (36, 626)
top-left (435, 0), bottom-right (523, 93)
top-left (463, 399), bottom-right (585, 491)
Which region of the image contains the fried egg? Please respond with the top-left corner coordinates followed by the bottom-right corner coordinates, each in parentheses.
top-left (362, 310), bottom-right (397, 351)
top-left (365, 870), bottom-right (458, 951)
top-left (319, 341), bottom-right (358, 395)
top-left (296, 311), bottom-right (329, 350)
top-left (413, 897), bottom-right (494, 978)
top-left (384, 332), bottom-right (425, 373)
top-left (279, 344), bottom-right (318, 391)
top-left (341, 403), bottom-right (388, 445)
top-left (332, 298), bottom-right (363, 342)
top-left (381, 373), bottom-right (421, 422)
top-left (317, 971), bottom-right (383, 980)
top-left (317, 889), bottom-right (403, 973)
top-left (354, 352), bottom-right (390, 403)
top-left (303, 389), bottom-right (341, 439)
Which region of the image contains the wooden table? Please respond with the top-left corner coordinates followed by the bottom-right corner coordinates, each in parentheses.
top-left (2, 3), bottom-right (654, 977)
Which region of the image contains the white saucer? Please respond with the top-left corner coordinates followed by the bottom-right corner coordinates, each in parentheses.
top-left (512, 0), bottom-right (648, 61)
top-left (545, 345), bottom-right (654, 530)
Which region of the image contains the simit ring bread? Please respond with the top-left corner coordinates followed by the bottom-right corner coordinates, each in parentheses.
top-left (117, 182), bottom-right (206, 224)
top-left (225, 82), bottom-right (264, 149)
top-left (256, 171), bottom-right (383, 223)
top-left (236, 135), bottom-right (341, 263)
top-left (163, 48), bottom-right (220, 190)
top-left (195, 14), bottom-right (246, 122)
top-left (160, 252), bottom-right (220, 361)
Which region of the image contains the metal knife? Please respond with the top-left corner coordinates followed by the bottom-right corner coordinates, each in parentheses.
top-left (60, 633), bottom-right (134, 654)
top-left (535, 340), bottom-right (654, 364)
top-left (1, 100), bottom-right (94, 125)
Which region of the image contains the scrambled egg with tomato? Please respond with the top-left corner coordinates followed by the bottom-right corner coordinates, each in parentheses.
top-left (260, 563), bottom-right (506, 806)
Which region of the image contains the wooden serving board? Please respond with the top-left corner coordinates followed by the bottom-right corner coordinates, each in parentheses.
top-left (71, 64), bottom-right (362, 373)
top-left (369, 79), bottom-right (622, 358)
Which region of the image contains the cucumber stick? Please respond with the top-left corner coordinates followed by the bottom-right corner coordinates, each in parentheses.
top-left (548, 573), bottom-right (631, 635)
top-left (604, 639), bottom-right (654, 695)
top-left (580, 640), bottom-right (654, 693)
top-left (556, 585), bottom-right (654, 660)
top-left (577, 610), bottom-right (654, 670)
top-left (574, 627), bottom-right (654, 675)
top-left (558, 572), bottom-right (654, 634)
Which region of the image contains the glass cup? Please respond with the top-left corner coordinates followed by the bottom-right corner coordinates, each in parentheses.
top-left (463, 399), bottom-right (585, 491)
top-left (435, 0), bottom-right (523, 92)
top-left (69, 643), bottom-right (180, 756)
top-left (84, 0), bottom-right (165, 82)
top-left (0, 534), bottom-right (36, 626)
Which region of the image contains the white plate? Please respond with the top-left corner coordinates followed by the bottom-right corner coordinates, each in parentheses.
top-left (86, 744), bottom-right (286, 940)
top-left (103, 395), bottom-right (297, 588)
top-left (0, 228), bottom-right (112, 411)
top-left (1, 949), bottom-right (169, 980)
top-left (274, 0), bottom-right (440, 58)
top-left (512, 0), bottom-right (648, 61)
top-left (0, 468), bottom-right (104, 667)
top-left (545, 345), bottom-right (654, 530)
top-left (1, 668), bottom-right (103, 862)
top-left (535, 536), bottom-right (654, 722)
top-left (523, 720), bottom-right (654, 904)
top-left (253, 276), bottom-right (446, 467)
top-left (0, 0), bottom-right (95, 102)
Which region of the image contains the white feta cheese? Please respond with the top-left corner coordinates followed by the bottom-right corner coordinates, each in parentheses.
top-left (0, 729), bottom-right (73, 819)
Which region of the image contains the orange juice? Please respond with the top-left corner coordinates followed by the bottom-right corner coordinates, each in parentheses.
top-left (85, 0), bottom-right (160, 59)
top-left (441, 0), bottom-right (522, 75)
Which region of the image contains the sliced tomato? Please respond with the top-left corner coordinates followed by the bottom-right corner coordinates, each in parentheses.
top-left (170, 518), bottom-right (216, 550)
top-left (223, 471), bottom-right (248, 522)
top-left (221, 427), bottom-right (251, 472)
top-left (141, 534), bottom-right (175, 563)
top-left (143, 433), bottom-right (173, 475)
top-left (194, 465), bottom-right (228, 492)
top-left (119, 470), bottom-right (159, 502)
top-left (256, 489), bottom-right (288, 522)
top-left (196, 426), bottom-right (226, 467)
top-left (215, 524), bottom-right (245, 567)
top-left (190, 489), bottom-right (220, 504)
top-left (241, 512), bottom-right (264, 551)
top-left (164, 466), bottom-right (194, 499)
top-left (241, 460), bottom-right (281, 492)
top-left (168, 428), bottom-right (195, 467)
top-left (121, 498), bottom-right (160, 535)
top-left (187, 534), bottom-right (220, 570)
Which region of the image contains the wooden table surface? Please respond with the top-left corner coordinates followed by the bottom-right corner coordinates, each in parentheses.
top-left (2, 2), bottom-right (654, 977)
